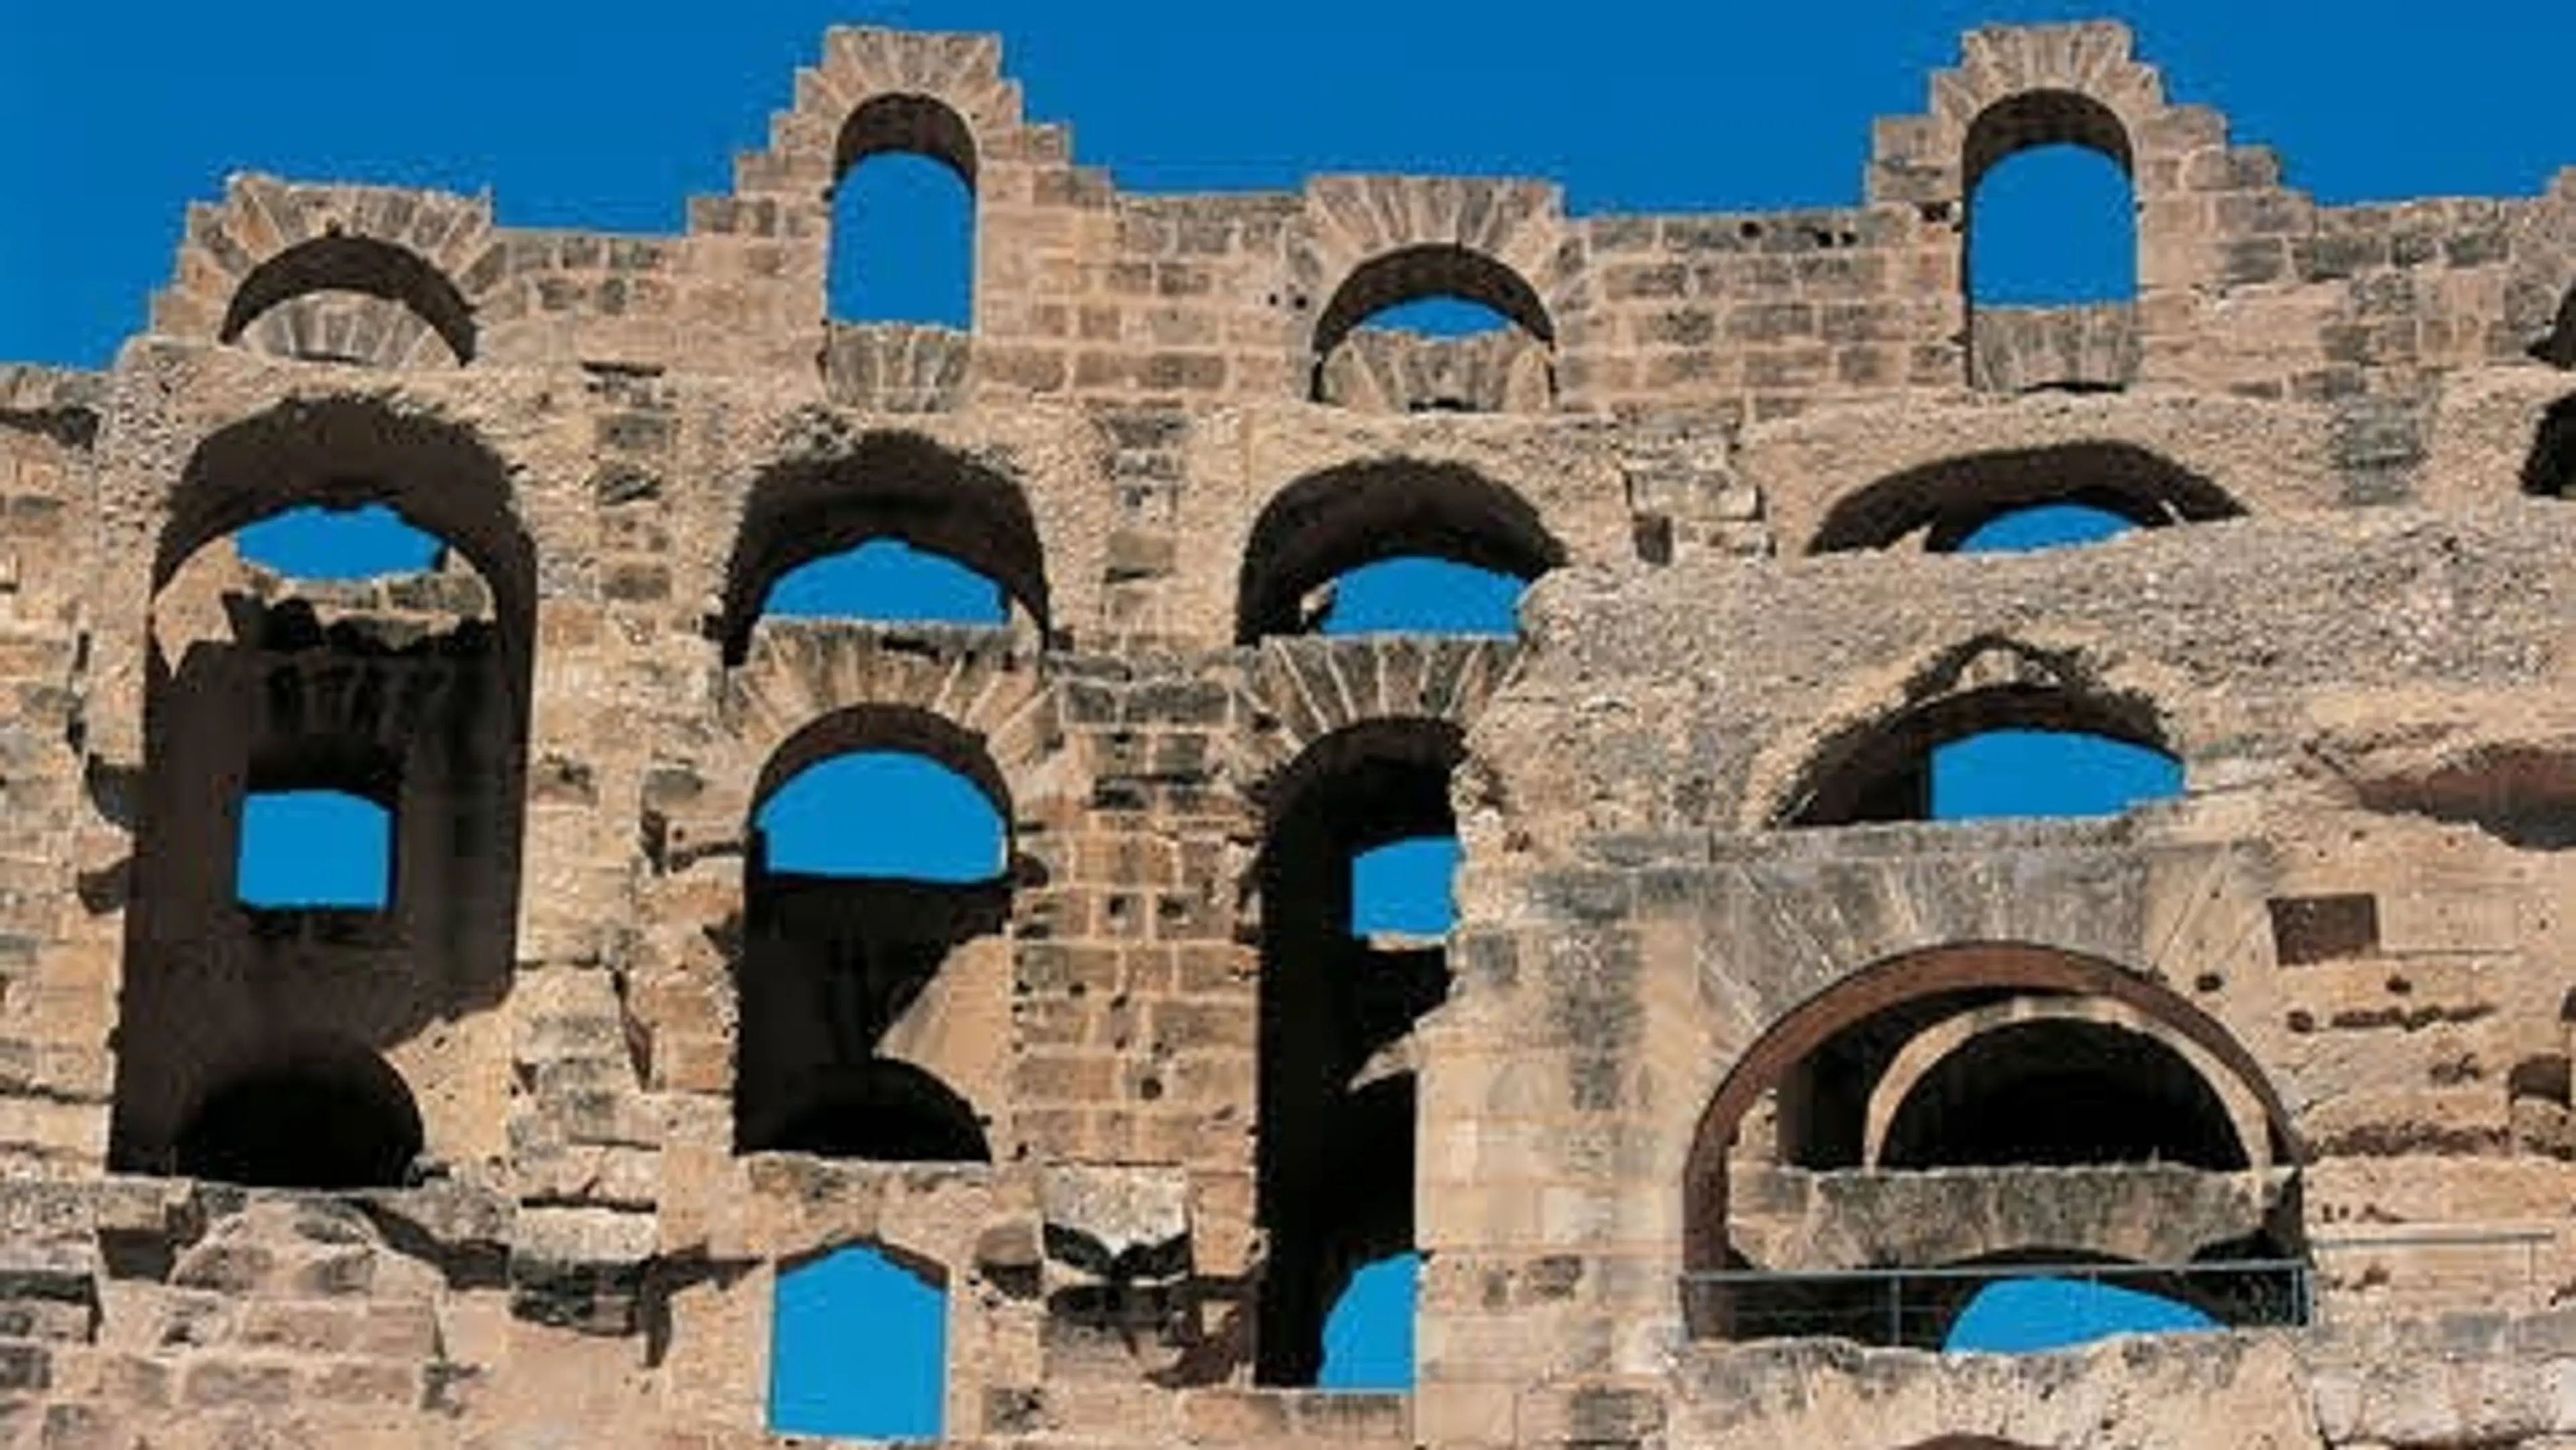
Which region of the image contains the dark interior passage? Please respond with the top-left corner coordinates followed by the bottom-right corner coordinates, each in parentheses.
top-left (174, 1050), bottom-right (425, 1190)
top-left (1879, 1018), bottom-right (2249, 1170)
top-left (1254, 722), bottom-right (1458, 1385)
top-left (733, 724), bottom-right (1008, 1162)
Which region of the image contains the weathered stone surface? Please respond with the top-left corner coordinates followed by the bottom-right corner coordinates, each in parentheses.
top-left (2, 15), bottom-right (2573, 1450)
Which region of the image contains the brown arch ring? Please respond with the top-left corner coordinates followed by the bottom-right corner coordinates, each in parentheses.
top-left (1859, 995), bottom-right (2271, 1174)
top-left (1681, 941), bottom-right (2299, 1274)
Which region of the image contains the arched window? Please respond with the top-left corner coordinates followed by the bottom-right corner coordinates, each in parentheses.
top-left (1810, 443), bottom-right (2239, 555)
top-left (1680, 945), bottom-right (2306, 1348)
top-left (720, 433), bottom-right (1045, 661)
top-left (1958, 91), bottom-right (2139, 392)
top-left (828, 95), bottom-right (975, 328)
top-left (1786, 685), bottom-right (2181, 828)
top-left (1311, 246), bottom-right (1554, 411)
top-left (771, 1243), bottom-right (947, 1439)
top-left (1319, 1251), bottom-right (1419, 1390)
top-left (735, 714), bottom-right (1008, 1160)
top-left (755, 750), bottom-right (1007, 883)
top-left (1254, 722), bottom-right (1454, 1385)
top-left (1966, 98), bottom-right (2137, 308)
top-left (174, 1047), bottom-right (423, 1190)
top-left (219, 234), bottom-right (478, 366)
top-left (1237, 462), bottom-right (1562, 643)
top-left (113, 398), bottom-right (537, 1188)
top-left (238, 789), bottom-right (393, 910)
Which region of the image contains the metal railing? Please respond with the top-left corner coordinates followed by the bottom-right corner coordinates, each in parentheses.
top-left (1680, 1258), bottom-right (2312, 1350)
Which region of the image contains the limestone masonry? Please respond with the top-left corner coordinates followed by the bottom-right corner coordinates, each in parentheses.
top-left (6, 17), bottom-right (2576, 1448)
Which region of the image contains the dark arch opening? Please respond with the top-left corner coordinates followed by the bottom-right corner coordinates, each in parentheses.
top-left (155, 397), bottom-right (538, 665)
top-left (2521, 394), bottom-right (2576, 498)
top-left (735, 706), bottom-right (1010, 1161)
top-left (115, 398), bottom-right (534, 1186)
top-left (1310, 245), bottom-right (1554, 406)
top-left (1810, 443), bottom-right (2241, 554)
top-left (1783, 683), bottom-right (2176, 828)
top-left (219, 235), bottom-right (478, 364)
top-left (1254, 722), bottom-right (1457, 1386)
top-left (1679, 942), bottom-right (2304, 1335)
top-left (174, 1046), bottom-right (424, 1190)
top-left (1313, 245), bottom-right (1552, 361)
top-left (765, 1061), bottom-right (991, 1163)
top-left (1236, 461), bottom-right (1563, 643)
top-left (1880, 1018), bottom-right (2248, 1170)
top-left (718, 432), bottom-right (1046, 662)
top-left (829, 93), bottom-right (977, 328)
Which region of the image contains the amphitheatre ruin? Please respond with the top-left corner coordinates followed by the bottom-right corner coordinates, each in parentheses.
top-left (5, 15), bottom-right (2576, 1447)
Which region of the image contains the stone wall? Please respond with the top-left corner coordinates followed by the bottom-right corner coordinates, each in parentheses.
top-left (0, 16), bottom-right (2573, 1450)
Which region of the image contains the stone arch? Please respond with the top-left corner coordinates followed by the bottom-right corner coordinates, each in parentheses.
top-left (1226, 638), bottom-right (1519, 797)
top-left (836, 91), bottom-right (979, 188)
top-left (1234, 460), bottom-right (1565, 643)
top-left (1309, 243), bottom-right (1557, 404)
top-left (729, 27), bottom-right (1029, 207)
top-left (716, 429), bottom-right (1051, 662)
top-left (749, 702), bottom-right (1016, 851)
top-left (752, 1059), bottom-right (992, 1162)
top-left (1864, 997), bottom-right (2271, 1173)
top-left (1962, 89), bottom-right (2135, 200)
top-left (726, 702), bottom-right (1020, 1163)
top-left (1867, 24), bottom-right (2171, 213)
top-left (1765, 637), bottom-right (2178, 828)
top-left (152, 175), bottom-right (502, 361)
top-left (1681, 942), bottom-right (2302, 1286)
top-left (1809, 441), bottom-right (2243, 554)
top-left (219, 234), bottom-right (478, 366)
top-left (111, 393), bottom-right (537, 1183)
top-left (716, 643), bottom-right (1059, 837)
top-left (171, 1037), bottom-right (425, 1189)
top-left (1876, 1016), bottom-right (2245, 1172)
top-left (1864, 23), bottom-right (2284, 389)
top-left (152, 394), bottom-right (539, 669)
top-left (1289, 176), bottom-right (1571, 408)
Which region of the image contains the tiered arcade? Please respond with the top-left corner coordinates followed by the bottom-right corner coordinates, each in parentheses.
top-left (1, 19), bottom-right (2575, 1449)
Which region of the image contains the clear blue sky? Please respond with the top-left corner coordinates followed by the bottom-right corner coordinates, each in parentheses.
top-left (15, 0), bottom-right (2555, 1429)
top-left (5, 0), bottom-right (2575, 364)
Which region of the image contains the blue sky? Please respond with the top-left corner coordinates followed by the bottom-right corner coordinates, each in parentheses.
top-left (6, 0), bottom-right (2576, 364)
top-left (19, 0), bottom-right (2557, 1428)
